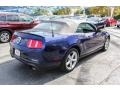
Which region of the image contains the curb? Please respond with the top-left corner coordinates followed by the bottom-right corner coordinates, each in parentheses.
top-left (0, 54), bottom-right (10, 59)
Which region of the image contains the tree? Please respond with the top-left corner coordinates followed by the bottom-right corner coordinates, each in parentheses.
top-left (113, 7), bottom-right (120, 20)
top-left (74, 9), bottom-right (82, 15)
top-left (53, 7), bottom-right (71, 15)
top-left (88, 6), bottom-right (109, 16)
top-left (114, 7), bottom-right (120, 16)
top-left (85, 8), bottom-right (90, 15)
top-left (33, 8), bottom-right (49, 15)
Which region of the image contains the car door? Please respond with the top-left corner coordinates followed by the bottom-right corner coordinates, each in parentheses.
top-left (95, 28), bottom-right (106, 48)
top-left (76, 23), bottom-right (100, 54)
top-left (6, 14), bottom-right (22, 30)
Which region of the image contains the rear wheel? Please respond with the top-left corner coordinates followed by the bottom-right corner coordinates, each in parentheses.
top-left (0, 31), bottom-right (11, 43)
top-left (60, 48), bottom-right (79, 72)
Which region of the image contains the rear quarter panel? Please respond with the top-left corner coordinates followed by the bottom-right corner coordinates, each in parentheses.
top-left (44, 34), bottom-right (85, 59)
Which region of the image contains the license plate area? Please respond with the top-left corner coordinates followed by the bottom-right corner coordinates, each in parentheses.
top-left (15, 49), bottom-right (20, 56)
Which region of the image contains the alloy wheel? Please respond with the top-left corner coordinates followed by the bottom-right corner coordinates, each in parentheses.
top-left (66, 51), bottom-right (78, 70)
top-left (105, 38), bottom-right (110, 50)
top-left (0, 31), bottom-right (10, 43)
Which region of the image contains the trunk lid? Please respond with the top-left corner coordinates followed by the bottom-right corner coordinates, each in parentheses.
top-left (20, 30), bottom-right (69, 42)
top-left (12, 30), bottom-right (69, 48)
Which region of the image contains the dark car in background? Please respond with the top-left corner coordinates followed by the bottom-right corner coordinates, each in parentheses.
top-left (10, 19), bottom-right (110, 72)
top-left (0, 12), bottom-right (39, 43)
top-left (86, 17), bottom-right (105, 28)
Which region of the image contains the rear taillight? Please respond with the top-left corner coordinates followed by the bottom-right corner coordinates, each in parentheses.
top-left (27, 39), bottom-right (42, 48)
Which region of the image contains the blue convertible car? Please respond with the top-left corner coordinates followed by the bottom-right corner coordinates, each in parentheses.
top-left (10, 19), bottom-right (110, 72)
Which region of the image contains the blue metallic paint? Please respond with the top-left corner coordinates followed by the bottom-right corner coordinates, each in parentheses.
top-left (10, 30), bottom-right (110, 69)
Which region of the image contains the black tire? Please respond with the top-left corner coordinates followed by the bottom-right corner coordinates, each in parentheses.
top-left (60, 48), bottom-right (80, 72)
top-left (0, 31), bottom-right (11, 43)
top-left (102, 37), bottom-right (110, 51)
top-left (117, 25), bottom-right (119, 28)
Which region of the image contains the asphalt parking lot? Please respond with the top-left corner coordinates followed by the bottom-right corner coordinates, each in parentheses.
top-left (0, 27), bottom-right (120, 85)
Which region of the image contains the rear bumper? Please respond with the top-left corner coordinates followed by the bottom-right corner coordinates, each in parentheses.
top-left (10, 46), bottom-right (61, 69)
top-left (14, 55), bottom-right (61, 69)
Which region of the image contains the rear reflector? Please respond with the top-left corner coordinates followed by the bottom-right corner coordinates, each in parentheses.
top-left (27, 39), bottom-right (42, 48)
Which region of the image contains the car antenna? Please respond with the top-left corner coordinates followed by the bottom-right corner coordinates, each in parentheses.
top-left (50, 21), bottom-right (54, 37)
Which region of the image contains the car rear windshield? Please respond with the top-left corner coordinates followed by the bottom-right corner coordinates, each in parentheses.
top-left (33, 21), bottom-right (68, 34)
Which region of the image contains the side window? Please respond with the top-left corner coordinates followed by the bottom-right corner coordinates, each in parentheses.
top-left (76, 23), bottom-right (95, 33)
top-left (7, 15), bottom-right (19, 21)
top-left (19, 15), bottom-right (33, 22)
top-left (76, 23), bottom-right (85, 33)
top-left (0, 15), bottom-right (6, 21)
top-left (85, 24), bottom-right (95, 32)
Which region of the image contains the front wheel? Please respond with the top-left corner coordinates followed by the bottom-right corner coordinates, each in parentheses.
top-left (0, 31), bottom-right (11, 43)
top-left (102, 37), bottom-right (110, 51)
top-left (60, 48), bottom-right (79, 72)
